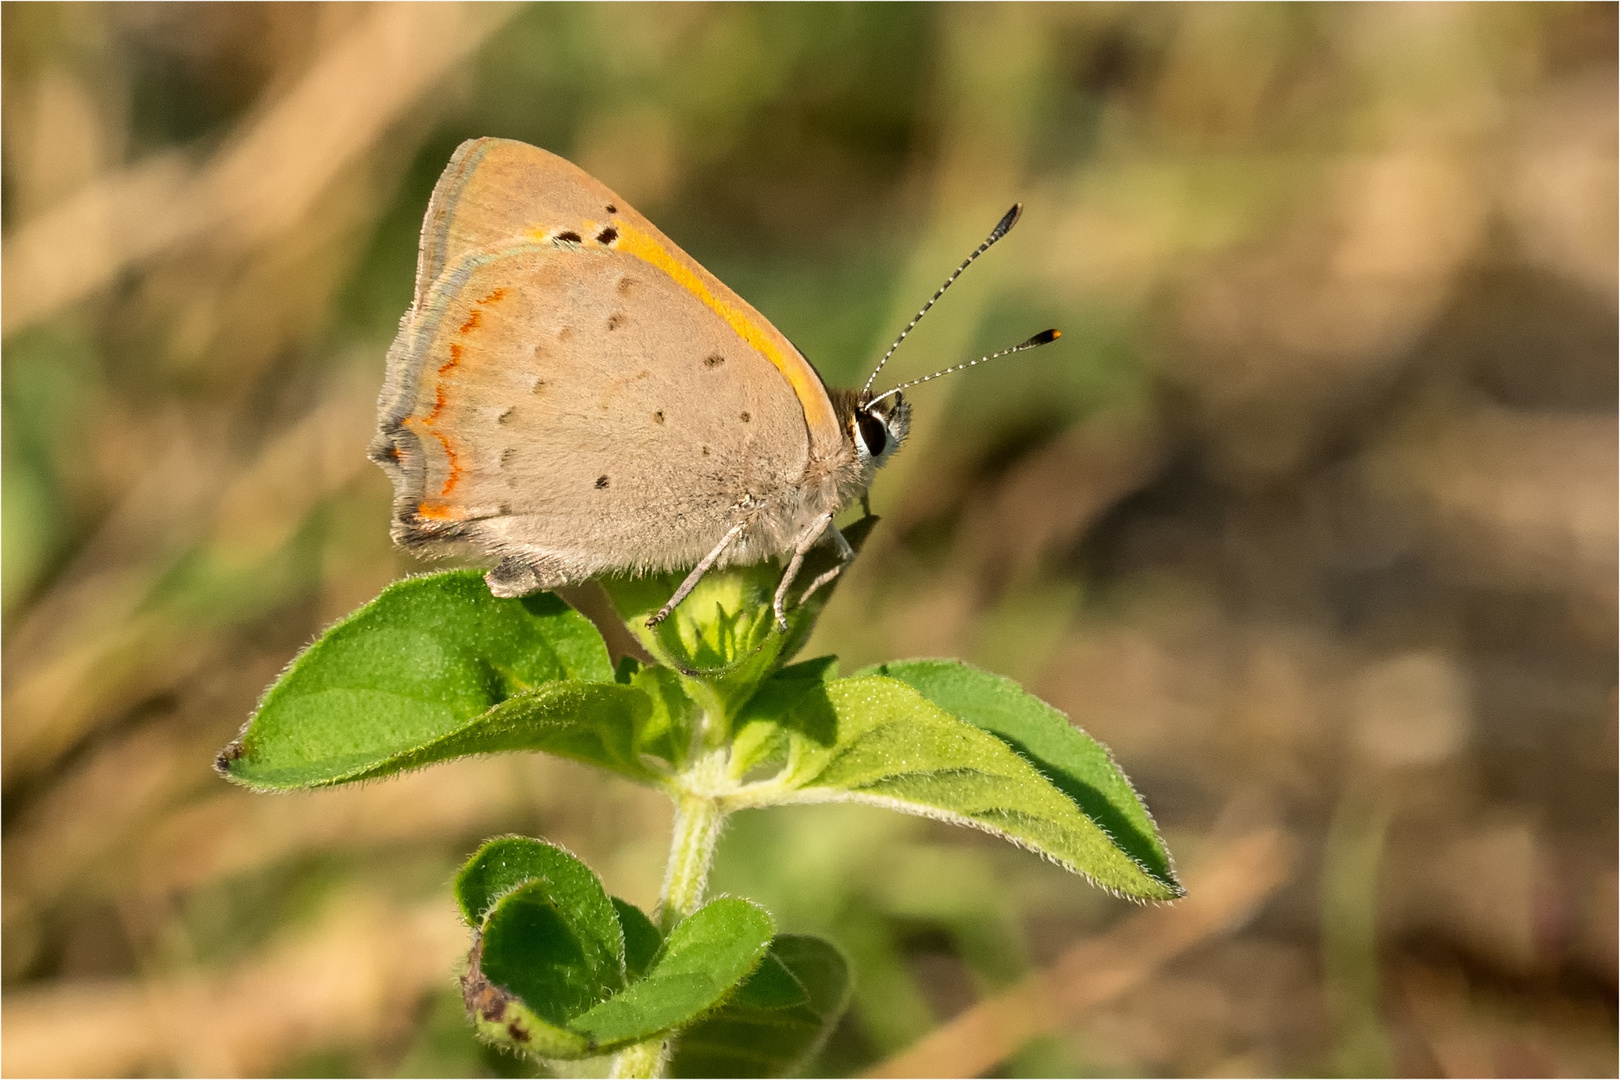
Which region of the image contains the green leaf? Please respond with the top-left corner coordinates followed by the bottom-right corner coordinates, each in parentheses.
top-left (227, 678), bottom-right (654, 789)
top-left (464, 840), bottom-right (626, 1058)
top-left (732, 676), bottom-right (1182, 901)
top-left (614, 897), bottom-right (664, 981)
top-left (731, 656), bottom-right (840, 778)
top-left (456, 837), bottom-right (611, 927)
top-left (481, 882), bottom-right (625, 1025)
top-left (861, 658), bottom-right (1180, 895)
top-left (631, 664), bottom-right (699, 771)
top-left (464, 968), bottom-right (593, 1061)
top-left (568, 897), bottom-right (775, 1046)
top-left (219, 570), bottom-right (618, 788)
top-left (670, 934), bottom-right (852, 1078)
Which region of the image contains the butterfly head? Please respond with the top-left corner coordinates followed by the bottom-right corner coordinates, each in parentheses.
top-left (851, 390), bottom-right (910, 472)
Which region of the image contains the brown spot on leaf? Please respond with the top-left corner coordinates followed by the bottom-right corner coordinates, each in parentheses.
top-left (508, 1022), bottom-right (530, 1043)
top-left (213, 743), bottom-right (244, 775)
top-left (461, 960), bottom-right (511, 1024)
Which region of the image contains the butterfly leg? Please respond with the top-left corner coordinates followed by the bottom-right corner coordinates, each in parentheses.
top-left (794, 524), bottom-right (854, 608)
top-left (773, 512), bottom-right (844, 631)
top-left (647, 519), bottom-right (749, 628)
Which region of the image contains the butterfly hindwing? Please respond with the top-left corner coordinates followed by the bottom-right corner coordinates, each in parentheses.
top-left (389, 244), bottom-right (814, 583)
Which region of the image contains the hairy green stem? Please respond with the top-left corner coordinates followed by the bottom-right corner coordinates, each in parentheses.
top-left (611, 759), bottom-right (730, 1078)
top-left (659, 789), bottom-right (727, 928)
top-left (609, 1038), bottom-right (668, 1080)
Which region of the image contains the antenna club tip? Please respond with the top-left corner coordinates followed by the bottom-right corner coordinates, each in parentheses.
top-left (991, 203), bottom-right (1024, 240)
top-left (1027, 328), bottom-right (1061, 346)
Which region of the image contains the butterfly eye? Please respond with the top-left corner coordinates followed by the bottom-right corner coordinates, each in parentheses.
top-left (857, 411), bottom-right (888, 458)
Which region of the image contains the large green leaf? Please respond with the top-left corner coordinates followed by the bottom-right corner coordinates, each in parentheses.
top-left (226, 677), bottom-right (653, 789)
top-left (670, 934), bottom-right (852, 1078)
top-left (861, 659), bottom-right (1180, 895)
top-left (730, 675), bottom-right (1182, 901)
top-left (730, 656), bottom-right (840, 779)
top-left (215, 570), bottom-right (678, 789)
top-left (568, 897), bottom-right (775, 1046)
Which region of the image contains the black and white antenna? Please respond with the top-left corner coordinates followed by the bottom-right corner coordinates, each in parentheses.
top-left (861, 203), bottom-right (1024, 397)
top-left (867, 329), bottom-right (1060, 406)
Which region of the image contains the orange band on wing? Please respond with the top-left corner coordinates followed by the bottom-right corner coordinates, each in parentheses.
top-left (414, 287), bottom-right (511, 510)
top-left (613, 223), bottom-right (838, 445)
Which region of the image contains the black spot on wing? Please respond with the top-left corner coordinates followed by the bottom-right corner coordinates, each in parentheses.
top-left (595, 475), bottom-right (609, 489)
top-left (554, 231), bottom-right (581, 244)
top-left (605, 204), bottom-right (617, 213)
top-left (607, 313), bottom-right (626, 331)
top-left (596, 226), bottom-right (618, 245)
top-left (653, 410), bottom-right (665, 424)
top-left (705, 353), bottom-right (725, 368)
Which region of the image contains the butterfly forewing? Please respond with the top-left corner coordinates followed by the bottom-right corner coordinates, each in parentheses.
top-left (374, 139), bottom-right (835, 586)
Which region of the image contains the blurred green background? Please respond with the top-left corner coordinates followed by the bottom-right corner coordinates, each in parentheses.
top-left (3, 3), bottom-right (1615, 1076)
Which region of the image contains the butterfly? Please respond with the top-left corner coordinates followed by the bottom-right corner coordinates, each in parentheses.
top-left (370, 138), bottom-right (1057, 628)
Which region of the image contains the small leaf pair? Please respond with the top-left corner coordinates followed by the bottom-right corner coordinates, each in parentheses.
top-left (456, 837), bottom-right (846, 1072)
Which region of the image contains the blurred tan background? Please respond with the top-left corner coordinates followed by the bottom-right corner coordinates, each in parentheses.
top-left (2, 3), bottom-right (1615, 1076)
